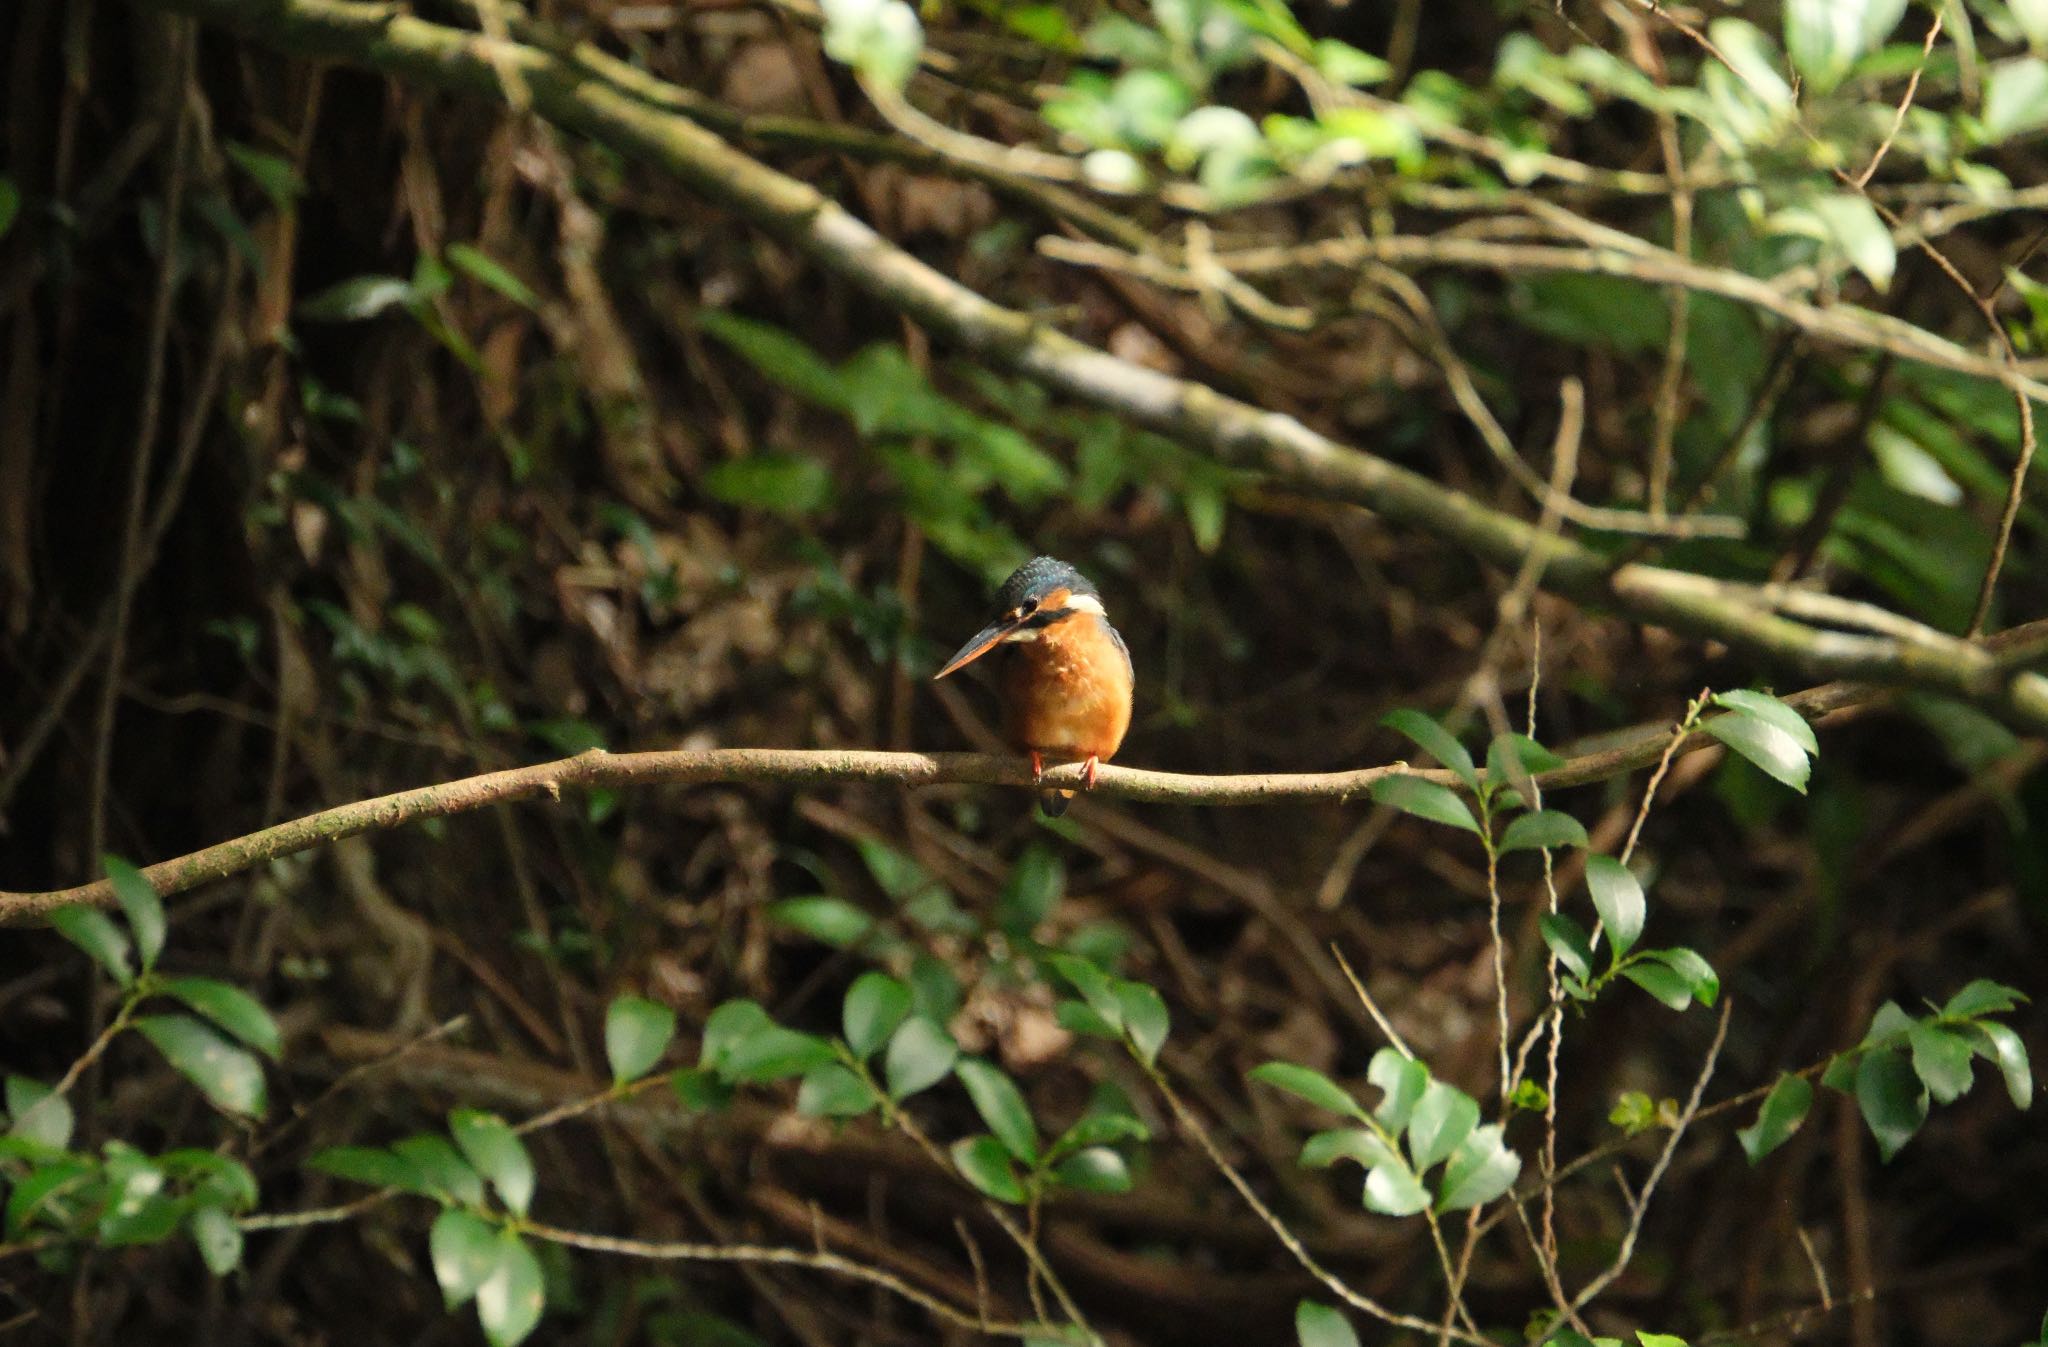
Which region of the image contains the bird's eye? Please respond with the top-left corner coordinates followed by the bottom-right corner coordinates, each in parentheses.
top-left (1020, 599), bottom-right (1039, 616)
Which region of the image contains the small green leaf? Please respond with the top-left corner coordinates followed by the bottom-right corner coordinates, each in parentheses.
top-left (996, 846), bottom-right (1063, 937)
top-left (1249, 1063), bottom-right (1369, 1121)
top-left (1941, 979), bottom-right (2027, 1020)
top-left (308, 1145), bottom-right (424, 1192)
top-left (1407, 1081), bottom-right (1479, 1171)
top-left (1984, 57), bottom-right (2048, 142)
top-left (449, 1111), bottom-right (535, 1216)
top-left (156, 977), bottom-right (281, 1059)
top-left (431, 1207), bottom-right (500, 1308)
top-left (1381, 710), bottom-right (1478, 790)
top-left (883, 1016), bottom-right (958, 1101)
top-left (1117, 981), bottom-right (1170, 1066)
top-left (1621, 961), bottom-right (1693, 1012)
top-left (393, 1135), bottom-right (486, 1207)
top-left (1500, 810), bottom-right (1589, 853)
top-left (698, 1000), bottom-right (773, 1072)
top-left (1645, 948), bottom-right (1720, 1007)
top-left (6, 1077), bottom-right (74, 1151)
top-left (797, 1063), bottom-right (876, 1118)
top-left (723, 1026), bottom-right (839, 1085)
top-left (297, 274), bottom-right (414, 322)
top-left (1906, 1021), bottom-right (1975, 1105)
top-left (1737, 1074), bottom-right (1814, 1164)
top-left (104, 855), bottom-right (165, 971)
top-left (951, 1133), bottom-right (1027, 1203)
top-left (705, 457), bottom-right (836, 517)
top-left (1370, 776), bottom-right (1480, 833)
top-left (843, 972), bottom-right (913, 1062)
top-left (1363, 1161), bottom-right (1431, 1216)
top-left (1296, 1300), bottom-right (1361, 1347)
top-left (189, 1203), bottom-right (243, 1276)
top-left (1485, 733), bottom-right (1566, 789)
top-left (475, 1232), bottom-right (546, 1347)
top-left (1637, 1335), bottom-right (1692, 1347)
top-left (446, 243), bottom-right (538, 309)
top-left (1300, 1127), bottom-right (1396, 1170)
top-left (766, 896), bottom-right (874, 947)
top-left (134, 1015), bottom-right (266, 1116)
top-left (1711, 691), bottom-right (1818, 754)
top-left (1053, 1109), bottom-right (1149, 1156)
top-left (1046, 954), bottom-right (1122, 1026)
top-left (1707, 712), bottom-right (1812, 793)
top-left (1855, 1049), bottom-right (1928, 1161)
top-left (1314, 38), bottom-right (1390, 87)
top-left (669, 1067), bottom-right (733, 1113)
top-left (956, 1058), bottom-right (1039, 1163)
top-left (1435, 1123), bottom-right (1520, 1211)
top-left (605, 995), bottom-right (677, 1084)
top-left (1970, 1021), bottom-right (2033, 1109)
top-left (6, 1158), bottom-right (95, 1237)
top-left (1540, 913), bottom-right (1595, 982)
top-left (1366, 1048), bottom-right (1428, 1130)
top-left (1052, 1146), bottom-right (1131, 1194)
top-left (51, 905), bottom-right (134, 986)
top-left (1584, 856), bottom-right (1646, 958)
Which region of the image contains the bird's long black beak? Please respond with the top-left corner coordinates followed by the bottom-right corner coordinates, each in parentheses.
top-left (932, 619), bottom-right (1015, 680)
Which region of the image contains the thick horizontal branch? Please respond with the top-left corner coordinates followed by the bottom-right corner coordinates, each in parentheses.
top-left (137, 0), bottom-right (2048, 738)
top-left (0, 666), bottom-right (1905, 924)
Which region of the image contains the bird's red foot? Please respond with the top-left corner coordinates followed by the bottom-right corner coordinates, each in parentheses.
top-left (1030, 750), bottom-right (1045, 783)
top-left (1083, 755), bottom-right (1100, 789)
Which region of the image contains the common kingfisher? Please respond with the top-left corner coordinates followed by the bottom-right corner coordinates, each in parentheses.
top-left (933, 556), bottom-right (1133, 816)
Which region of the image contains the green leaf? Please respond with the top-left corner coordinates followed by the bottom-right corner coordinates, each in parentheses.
top-left (1362, 1161), bottom-right (1431, 1216)
top-left (1435, 1123), bottom-right (1521, 1211)
top-left (1296, 1299), bottom-right (1361, 1347)
top-left (1369, 776), bottom-right (1480, 834)
top-left (1300, 1127), bottom-right (1396, 1170)
top-left (1407, 1081), bottom-right (1479, 1171)
top-left (431, 1208), bottom-right (501, 1308)
top-left (956, 1058), bottom-right (1039, 1163)
top-left (1052, 1146), bottom-right (1131, 1193)
top-left (996, 846), bottom-right (1063, 937)
top-left (189, 1203), bottom-right (243, 1276)
top-left (134, 1015), bottom-right (266, 1116)
top-left (843, 972), bottom-right (913, 1061)
top-left (1621, 961), bottom-right (1692, 1011)
top-left (797, 1063), bottom-right (876, 1118)
top-left (1644, 947), bottom-right (1720, 1007)
top-left (51, 905), bottom-right (134, 986)
top-left (1637, 1335), bottom-right (1691, 1347)
top-left (670, 1067), bottom-right (733, 1113)
top-left (1737, 1074), bottom-right (1814, 1163)
top-left (1811, 193), bottom-right (1896, 292)
top-left (1584, 856), bottom-right (1646, 958)
top-left (1380, 710), bottom-right (1478, 790)
top-left (6, 1077), bottom-right (74, 1151)
top-left (819, 0), bottom-right (924, 89)
top-left (1707, 712), bottom-right (1812, 793)
top-left (450, 1111), bottom-right (535, 1216)
top-left (104, 855), bottom-right (165, 971)
top-left (1711, 691), bottom-right (1818, 754)
top-left (1907, 1021), bottom-right (1975, 1105)
top-left (1314, 38), bottom-right (1390, 87)
top-left (723, 1026), bottom-right (838, 1084)
top-left (1367, 1048), bottom-right (1428, 1130)
top-left (1784, 0), bottom-right (1905, 93)
top-left (1970, 1021), bottom-right (2033, 1109)
top-left (297, 274), bottom-right (415, 322)
top-left (475, 1233), bottom-right (546, 1347)
top-left (705, 456), bottom-right (836, 517)
top-left (156, 977), bottom-right (281, 1059)
top-left (699, 1000), bottom-right (773, 1072)
top-left (605, 995), bottom-right (678, 1084)
top-left (1984, 58), bottom-right (2048, 142)
top-left (883, 1016), bottom-right (958, 1101)
top-left (697, 310), bottom-right (848, 409)
top-left (1249, 1063), bottom-right (1369, 1121)
top-left (1046, 953), bottom-right (1123, 1026)
top-left (1053, 1108), bottom-right (1149, 1157)
top-left (1500, 810), bottom-right (1589, 853)
top-left (308, 1145), bottom-right (425, 1192)
top-left (393, 1135), bottom-right (486, 1207)
top-left (1540, 914), bottom-right (1595, 982)
top-left (446, 243), bottom-right (538, 309)
top-left (767, 896), bottom-right (874, 947)
top-left (1485, 733), bottom-right (1566, 789)
top-left (6, 1158), bottom-right (95, 1238)
top-left (1941, 979), bottom-right (2027, 1020)
top-left (1116, 981), bottom-right (1170, 1066)
top-left (951, 1133), bottom-right (1028, 1203)
top-left (1855, 1049), bottom-right (1928, 1161)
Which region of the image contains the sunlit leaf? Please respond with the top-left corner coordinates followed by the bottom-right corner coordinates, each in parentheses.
top-left (103, 855), bottom-right (165, 971)
top-left (843, 972), bottom-right (912, 1062)
top-left (431, 1208), bottom-right (501, 1308)
top-left (951, 1133), bottom-right (1027, 1203)
top-left (475, 1232), bottom-right (546, 1347)
top-left (956, 1058), bottom-right (1040, 1163)
top-left (1249, 1062), bottom-right (1369, 1121)
top-left (1381, 710), bottom-right (1478, 790)
top-left (1435, 1123), bottom-right (1520, 1211)
top-left (1407, 1081), bottom-right (1480, 1171)
top-left (51, 905), bottom-right (133, 987)
top-left (883, 1016), bottom-right (957, 1101)
top-left (1369, 776), bottom-right (1480, 833)
top-left (157, 977), bottom-right (282, 1060)
top-left (134, 1015), bottom-right (266, 1116)
top-left (1296, 1300), bottom-right (1361, 1347)
top-left (1585, 856), bottom-right (1647, 958)
top-left (1367, 1048), bottom-right (1428, 1130)
top-left (450, 1111), bottom-right (535, 1216)
top-left (605, 995), bottom-right (677, 1085)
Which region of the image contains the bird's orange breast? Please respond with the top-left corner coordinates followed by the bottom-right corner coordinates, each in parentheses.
top-left (1001, 614), bottom-right (1133, 763)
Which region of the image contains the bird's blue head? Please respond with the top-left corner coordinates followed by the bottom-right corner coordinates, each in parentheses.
top-left (932, 556), bottom-right (1107, 680)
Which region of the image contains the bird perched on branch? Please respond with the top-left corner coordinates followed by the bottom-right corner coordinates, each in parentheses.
top-left (932, 556), bottom-right (1133, 816)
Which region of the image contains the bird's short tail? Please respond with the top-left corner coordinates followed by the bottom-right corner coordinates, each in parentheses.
top-left (1038, 788), bottom-right (1074, 817)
